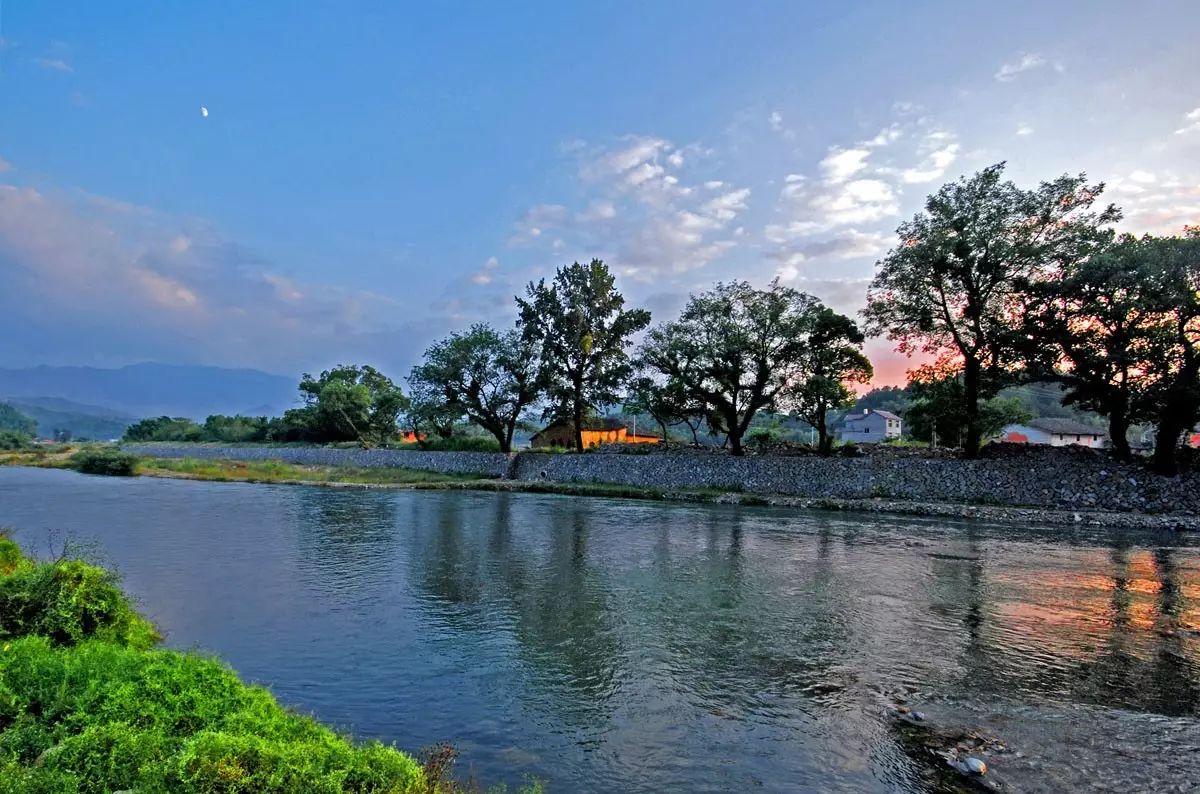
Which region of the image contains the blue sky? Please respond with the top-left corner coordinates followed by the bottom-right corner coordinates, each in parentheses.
top-left (2, 1), bottom-right (1198, 383)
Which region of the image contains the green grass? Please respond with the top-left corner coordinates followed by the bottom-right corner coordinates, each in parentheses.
top-left (138, 457), bottom-right (491, 486)
top-left (0, 533), bottom-right (539, 793)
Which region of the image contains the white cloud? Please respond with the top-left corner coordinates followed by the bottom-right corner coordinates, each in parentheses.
top-left (33, 57), bottom-right (73, 73)
top-left (864, 124), bottom-right (902, 147)
top-left (820, 147), bottom-right (871, 183)
top-left (769, 111), bottom-right (784, 131)
top-left (1129, 170), bottom-right (1157, 184)
top-left (703, 180), bottom-right (725, 190)
top-left (994, 52), bottom-right (1048, 82)
top-left (1016, 124), bottom-right (1034, 137)
top-left (577, 200), bottom-right (617, 222)
top-left (1174, 107), bottom-right (1200, 135)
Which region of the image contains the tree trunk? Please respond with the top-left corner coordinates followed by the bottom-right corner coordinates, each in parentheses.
top-left (962, 359), bottom-right (983, 459)
top-left (1108, 410), bottom-right (1131, 462)
top-left (817, 409), bottom-right (832, 456)
top-left (572, 394), bottom-right (584, 453)
top-left (1153, 413), bottom-right (1185, 476)
top-left (728, 430), bottom-right (743, 456)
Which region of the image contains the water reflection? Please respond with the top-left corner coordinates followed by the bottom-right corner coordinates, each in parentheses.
top-left (1, 468), bottom-right (1198, 793)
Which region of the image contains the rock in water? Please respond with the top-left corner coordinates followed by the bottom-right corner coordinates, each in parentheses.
top-left (965, 757), bottom-right (988, 775)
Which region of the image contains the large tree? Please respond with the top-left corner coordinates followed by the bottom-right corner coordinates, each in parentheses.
top-left (638, 280), bottom-right (819, 456)
top-left (904, 375), bottom-right (1032, 447)
top-left (286, 364), bottom-right (408, 445)
top-left (784, 307), bottom-right (873, 455)
top-left (516, 259), bottom-right (651, 451)
top-left (409, 324), bottom-right (543, 453)
top-left (863, 162), bottom-right (1119, 457)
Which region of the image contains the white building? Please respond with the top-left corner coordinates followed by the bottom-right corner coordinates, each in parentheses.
top-left (1000, 418), bottom-right (1106, 448)
top-left (837, 409), bottom-right (902, 444)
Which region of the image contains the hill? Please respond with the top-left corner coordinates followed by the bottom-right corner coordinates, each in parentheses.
top-left (3, 397), bottom-right (137, 441)
top-left (0, 364), bottom-right (297, 421)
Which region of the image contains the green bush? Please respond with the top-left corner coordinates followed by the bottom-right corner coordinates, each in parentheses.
top-left (397, 435), bottom-right (501, 453)
top-left (0, 637), bottom-right (426, 792)
top-left (0, 432), bottom-right (30, 451)
top-left (70, 448), bottom-right (139, 477)
top-left (0, 536), bottom-right (430, 793)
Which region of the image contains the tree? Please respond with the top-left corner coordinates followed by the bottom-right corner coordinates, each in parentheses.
top-left (625, 375), bottom-right (705, 443)
top-left (863, 162), bottom-right (1119, 458)
top-left (0, 403), bottom-right (37, 438)
top-left (904, 375), bottom-right (1031, 446)
top-left (516, 259), bottom-right (651, 451)
top-left (404, 376), bottom-right (462, 445)
top-left (784, 307), bottom-right (873, 454)
top-left (1021, 234), bottom-right (1170, 460)
top-left (293, 365), bottom-right (408, 445)
top-left (122, 416), bottom-right (203, 442)
top-left (638, 280), bottom-right (819, 456)
top-left (409, 324), bottom-right (543, 453)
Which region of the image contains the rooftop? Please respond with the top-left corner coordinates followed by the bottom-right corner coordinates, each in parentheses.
top-left (1025, 417), bottom-right (1107, 437)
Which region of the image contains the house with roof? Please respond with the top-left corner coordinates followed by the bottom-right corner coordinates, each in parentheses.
top-left (1000, 418), bottom-right (1106, 448)
top-left (836, 409), bottom-right (902, 444)
top-left (530, 417), bottom-right (662, 449)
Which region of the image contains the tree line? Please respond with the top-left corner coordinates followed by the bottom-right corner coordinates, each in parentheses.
top-left (125, 161), bottom-right (1198, 474)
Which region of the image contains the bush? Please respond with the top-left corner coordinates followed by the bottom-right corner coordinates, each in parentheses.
top-left (0, 431), bottom-right (30, 451)
top-left (400, 435), bottom-right (501, 453)
top-left (70, 448), bottom-right (139, 477)
top-left (0, 537), bottom-right (430, 793)
top-left (0, 536), bottom-right (159, 649)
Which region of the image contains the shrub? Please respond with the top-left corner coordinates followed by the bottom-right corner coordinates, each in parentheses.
top-left (0, 538), bottom-right (430, 793)
top-left (70, 448), bottom-right (139, 477)
top-left (0, 539), bottom-right (159, 649)
top-left (0, 431), bottom-right (30, 451)
top-left (0, 637), bottom-right (427, 792)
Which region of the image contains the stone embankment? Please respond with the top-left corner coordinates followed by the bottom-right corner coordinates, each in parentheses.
top-left (125, 443), bottom-right (1199, 518)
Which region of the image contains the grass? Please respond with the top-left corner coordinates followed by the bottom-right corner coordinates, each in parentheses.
top-left (0, 534), bottom-right (541, 793)
top-left (137, 457), bottom-right (492, 486)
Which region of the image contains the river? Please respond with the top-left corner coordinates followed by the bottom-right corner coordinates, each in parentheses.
top-left (2, 467), bottom-right (1198, 792)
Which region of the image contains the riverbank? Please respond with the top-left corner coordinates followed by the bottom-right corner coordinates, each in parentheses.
top-left (4, 447), bottom-right (1195, 531)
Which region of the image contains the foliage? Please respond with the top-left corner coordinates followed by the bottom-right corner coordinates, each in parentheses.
top-left (2, 399), bottom-right (132, 443)
top-left (123, 416), bottom-right (206, 443)
top-left (784, 307), bottom-right (873, 455)
top-left (70, 447), bottom-right (140, 477)
top-left (0, 405), bottom-right (36, 439)
top-left (863, 162), bottom-right (1119, 457)
top-left (397, 434), bottom-right (502, 453)
top-left (0, 537), bottom-right (159, 649)
top-left (0, 432), bottom-right (30, 451)
top-left (409, 324), bottom-right (542, 453)
top-left (623, 376), bottom-right (704, 444)
top-left (517, 259), bottom-right (651, 451)
top-left (904, 376), bottom-right (1031, 446)
top-left (0, 536), bottom-right (431, 793)
top-left (851, 386), bottom-right (911, 416)
top-left (275, 365), bottom-right (409, 446)
top-left (637, 280), bottom-right (821, 455)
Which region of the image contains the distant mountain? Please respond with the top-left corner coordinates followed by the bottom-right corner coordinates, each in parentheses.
top-left (0, 363), bottom-right (297, 421)
top-left (3, 397), bottom-right (134, 441)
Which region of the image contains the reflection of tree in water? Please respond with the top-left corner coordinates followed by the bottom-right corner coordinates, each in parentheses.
top-left (408, 495), bottom-right (622, 722)
top-left (934, 529), bottom-right (1200, 717)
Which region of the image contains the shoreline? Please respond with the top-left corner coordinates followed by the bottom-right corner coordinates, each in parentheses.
top-left (5, 453), bottom-right (1196, 532)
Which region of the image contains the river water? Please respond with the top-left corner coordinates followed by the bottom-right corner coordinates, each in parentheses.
top-left (2, 467), bottom-right (1198, 792)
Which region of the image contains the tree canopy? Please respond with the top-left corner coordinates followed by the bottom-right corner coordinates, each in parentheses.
top-left (408, 324), bottom-right (543, 453)
top-left (638, 280), bottom-right (824, 456)
top-left (863, 162), bottom-right (1119, 457)
top-left (517, 259), bottom-right (651, 451)
top-left (784, 307), bottom-right (873, 454)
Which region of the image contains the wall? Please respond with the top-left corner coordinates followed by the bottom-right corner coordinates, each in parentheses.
top-left (125, 444), bottom-right (1200, 515)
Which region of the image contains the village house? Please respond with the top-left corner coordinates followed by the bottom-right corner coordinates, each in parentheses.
top-left (530, 418), bottom-right (662, 449)
top-left (1000, 418), bottom-right (1106, 448)
top-left (836, 409), bottom-right (902, 444)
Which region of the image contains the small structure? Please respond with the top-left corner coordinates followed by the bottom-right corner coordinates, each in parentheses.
top-left (530, 418), bottom-right (662, 449)
top-left (836, 409), bottom-right (902, 444)
top-left (1000, 418), bottom-right (1106, 448)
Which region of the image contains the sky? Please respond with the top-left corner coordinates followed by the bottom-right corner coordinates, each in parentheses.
top-left (1, 1), bottom-right (1198, 385)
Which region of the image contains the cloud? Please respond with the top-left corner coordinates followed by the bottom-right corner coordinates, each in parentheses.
top-left (0, 183), bottom-right (411, 372)
top-left (0, 156), bottom-right (11, 173)
top-left (771, 231), bottom-right (889, 279)
top-left (1114, 175), bottom-right (1200, 235)
top-left (32, 57), bottom-right (73, 73)
top-left (469, 256), bottom-right (500, 285)
top-left (1016, 124), bottom-right (1034, 137)
top-left (899, 132), bottom-right (960, 183)
top-left (769, 111), bottom-right (784, 131)
top-left (507, 134), bottom-right (750, 280)
top-left (820, 147), bottom-right (871, 183)
top-left (994, 52), bottom-right (1049, 82)
top-left (1174, 107), bottom-right (1200, 136)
